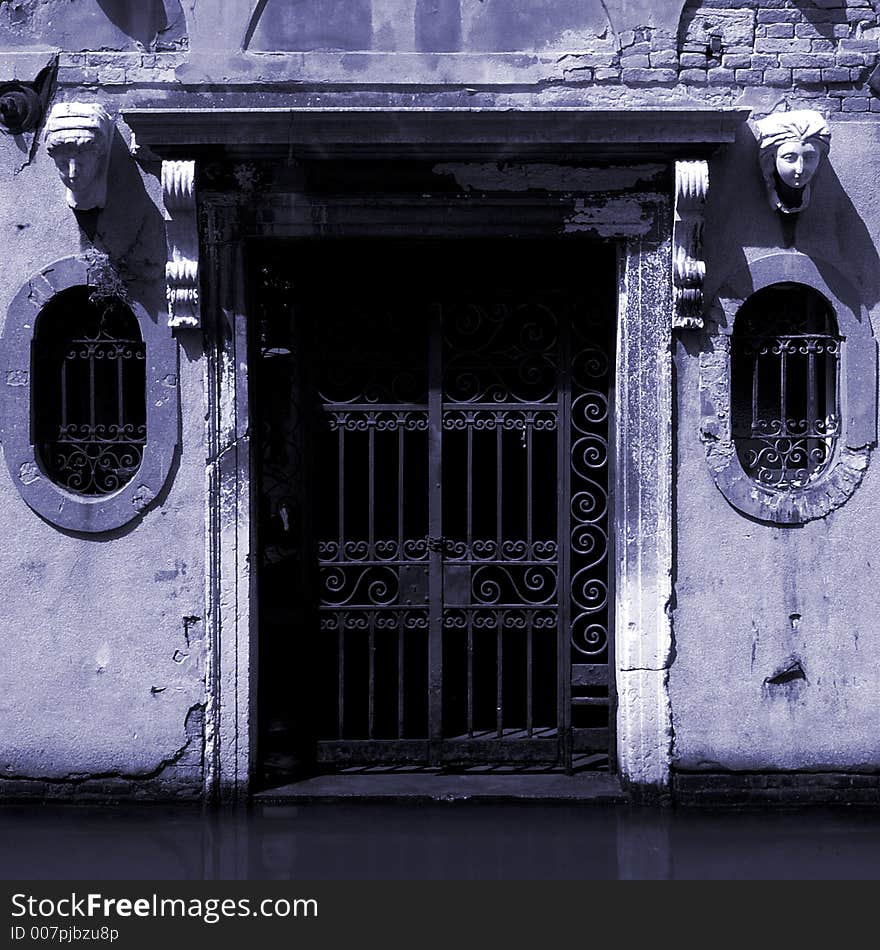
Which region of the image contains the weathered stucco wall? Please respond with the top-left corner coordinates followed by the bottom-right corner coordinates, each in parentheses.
top-left (0, 0), bottom-right (187, 51)
top-left (0, 92), bottom-right (205, 798)
top-left (670, 118), bottom-right (880, 773)
top-left (2, 0), bottom-right (880, 798)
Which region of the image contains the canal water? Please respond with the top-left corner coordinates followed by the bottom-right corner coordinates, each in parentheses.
top-left (3, 803), bottom-right (880, 879)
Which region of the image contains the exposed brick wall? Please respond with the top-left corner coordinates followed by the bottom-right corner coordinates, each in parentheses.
top-left (674, 771), bottom-right (880, 804)
top-left (45, 1), bottom-right (880, 114)
top-left (675, 0), bottom-right (880, 112)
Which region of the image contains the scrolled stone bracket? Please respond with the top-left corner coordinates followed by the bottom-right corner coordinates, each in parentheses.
top-left (672, 159), bottom-right (709, 330)
top-left (162, 159), bottom-right (200, 329)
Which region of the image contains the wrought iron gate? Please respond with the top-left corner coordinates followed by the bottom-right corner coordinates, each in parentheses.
top-left (256, 241), bottom-right (614, 771)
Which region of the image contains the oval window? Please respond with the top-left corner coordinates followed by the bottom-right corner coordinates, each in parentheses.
top-left (32, 287), bottom-right (147, 496)
top-left (730, 282), bottom-right (840, 490)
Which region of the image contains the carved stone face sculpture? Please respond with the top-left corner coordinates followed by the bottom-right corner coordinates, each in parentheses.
top-left (44, 103), bottom-right (113, 211)
top-left (755, 110), bottom-right (831, 215)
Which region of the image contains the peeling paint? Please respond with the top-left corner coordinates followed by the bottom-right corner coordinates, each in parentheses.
top-left (131, 484), bottom-right (156, 511)
top-left (154, 560), bottom-right (188, 583)
top-left (0, 703), bottom-right (206, 790)
top-left (18, 462), bottom-right (40, 484)
top-left (433, 162), bottom-right (665, 193)
top-left (564, 197), bottom-right (652, 237)
top-left (182, 615), bottom-right (201, 647)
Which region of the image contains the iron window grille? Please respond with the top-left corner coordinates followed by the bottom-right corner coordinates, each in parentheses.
top-left (731, 283), bottom-right (840, 490)
top-left (32, 287), bottom-right (146, 496)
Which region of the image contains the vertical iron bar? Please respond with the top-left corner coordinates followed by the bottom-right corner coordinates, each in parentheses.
top-left (338, 420), bottom-right (346, 740)
top-left (526, 414), bottom-right (533, 547)
top-left (338, 621), bottom-right (345, 738)
top-left (751, 351), bottom-right (759, 433)
top-left (60, 360), bottom-right (68, 432)
top-left (368, 426), bottom-right (375, 549)
top-left (117, 349), bottom-right (124, 431)
top-left (496, 611), bottom-right (503, 738)
top-left (467, 425), bottom-right (473, 552)
top-left (827, 342), bottom-right (837, 460)
top-left (827, 347), bottom-right (836, 424)
top-left (88, 345), bottom-right (96, 434)
top-left (527, 615), bottom-right (533, 738)
top-left (428, 303), bottom-right (443, 765)
top-left (398, 426), bottom-right (404, 556)
top-left (398, 426), bottom-right (405, 740)
top-left (558, 299), bottom-right (572, 768)
top-left (467, 615), bottom-right (474, 737)
top-left (338, 428), bottom-right (345, 550)
top-left (496, 425), bottom-right (503, 550)
top-left (368, 614), bottom-right (375, 740)
top-left (807, 346), bottom-right (817, 471)
top-left (780, 345), bottom-right (787, 435)
top-left (496, 419), bottom-right (503, 740)
top-left (398, 615), bottom-right (405, 739)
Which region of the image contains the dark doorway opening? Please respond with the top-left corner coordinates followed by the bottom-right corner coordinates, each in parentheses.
top-left (252, 238), bottom-right (616, 786)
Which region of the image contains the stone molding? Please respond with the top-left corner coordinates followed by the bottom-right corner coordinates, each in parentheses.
top-left (162, 159), bottom-right (201, 329)
top-left (702, 251), bottom-right (877, 524)
top-left (616, 237), bottom-right (674, 798)
top-left (125, 107), bottom-right (748, 160)
top-left (0, 256), bottom-right (179, 533)
top-left (200, 186), bottom-right (674, 801)
top-left (672, 159), bottom-right (708, 330)
top-left (132, 107), bottom-right (721, 799)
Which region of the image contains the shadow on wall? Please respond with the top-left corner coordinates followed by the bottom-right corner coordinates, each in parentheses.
top-left (95, 0), bottom-right (187, 49)
top-left (244, 0), bottom-right (642, 52)
top-left (0, 0), bottom-right (186, 52)
top-left (77, 129), bottom-right (167, 313)
top-left (703, 123), bottom-right (880, 325)
top-left (247, 0), bottom-right (372, 51)
top-left (460, 0), bottom-right (609, 53)
top-left (40, 128), bottom-right (177, 543)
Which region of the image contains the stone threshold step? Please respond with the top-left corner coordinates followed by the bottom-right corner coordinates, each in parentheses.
top-left (254, 771), bottom-right (625, 804)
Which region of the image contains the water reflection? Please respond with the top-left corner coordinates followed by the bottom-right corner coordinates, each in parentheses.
top-left (2, 804), bottom-right (880, 880)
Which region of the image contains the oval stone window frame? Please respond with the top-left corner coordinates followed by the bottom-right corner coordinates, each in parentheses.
top-left (701, 251), bottom-right (877, 524)
top-left (0, 256), bottom-right (179, 533)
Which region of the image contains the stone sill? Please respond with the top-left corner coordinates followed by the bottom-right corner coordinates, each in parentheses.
top-left (254, 770), bottom-right (624, 804)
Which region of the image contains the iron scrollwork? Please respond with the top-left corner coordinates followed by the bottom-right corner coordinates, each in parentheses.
top-left (256, 247), bottom-right (614, 756)
top-left (569, 318), bottom-right (610, 660)
top-left (36, 293), bottom-right (147, 497)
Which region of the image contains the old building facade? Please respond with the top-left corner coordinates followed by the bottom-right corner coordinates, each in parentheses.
top-left (1, 0), bottom-right (879, 803)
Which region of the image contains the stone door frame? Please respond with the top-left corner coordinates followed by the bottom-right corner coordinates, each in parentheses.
top-left (124, 106), bottom-right (746, 801)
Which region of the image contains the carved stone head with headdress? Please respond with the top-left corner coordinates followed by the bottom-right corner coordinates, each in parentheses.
top-left (755, 110), bottom-right (832, 215)
top-left (44, 102), bottom-right (113, 211)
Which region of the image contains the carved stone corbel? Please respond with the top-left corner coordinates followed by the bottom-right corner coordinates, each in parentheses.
top-left (673, 159), bottom-right (709, 330)
top-left (162, 159), bottom-right (200, 329)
